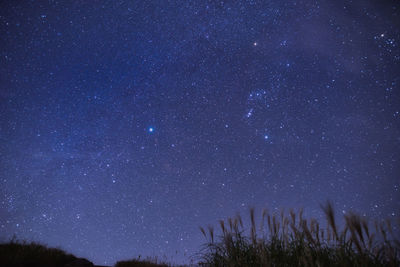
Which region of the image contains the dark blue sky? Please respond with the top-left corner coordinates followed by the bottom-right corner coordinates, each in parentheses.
top-left (1, 0), bottom-right (399, 265)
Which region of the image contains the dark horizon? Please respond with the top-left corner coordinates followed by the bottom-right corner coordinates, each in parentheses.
top-left (1, 1), bottom-right (399, 265)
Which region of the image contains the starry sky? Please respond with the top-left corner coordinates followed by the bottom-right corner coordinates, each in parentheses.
top-left (1, 0), bottom-right (399, 265)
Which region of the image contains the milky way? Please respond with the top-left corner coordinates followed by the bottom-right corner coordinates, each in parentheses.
top-left (1, 1), bottom-right (399, 265)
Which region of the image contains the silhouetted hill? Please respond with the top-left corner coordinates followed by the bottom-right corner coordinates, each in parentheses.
top-left (0, 240), bottom-right (115, 267)
top-left (0, 240), bottom-right (170, 267)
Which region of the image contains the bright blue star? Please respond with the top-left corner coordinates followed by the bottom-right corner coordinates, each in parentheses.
top-left (148, 127), bottom-right (154, 133)
top-left (264, 135), bottom-right (269, 140)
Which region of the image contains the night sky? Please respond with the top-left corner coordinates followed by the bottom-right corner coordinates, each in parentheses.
top-left (1, 0), bottom-right (399, 265)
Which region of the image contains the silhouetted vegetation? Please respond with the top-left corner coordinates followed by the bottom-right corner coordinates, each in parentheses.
top-left (1, 202), bottom-right (399, 266)
top-left (198, 202), bottom-right (400, 267)
top-left (0, 238), bottom-right (77, 267)
top-left (115, 257), bottom-right (170, 267)
top-left (0, 239), bottom-right (176, 267)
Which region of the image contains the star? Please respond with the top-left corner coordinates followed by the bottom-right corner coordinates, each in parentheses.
top-left (1, 1), bottom-right (397, 265)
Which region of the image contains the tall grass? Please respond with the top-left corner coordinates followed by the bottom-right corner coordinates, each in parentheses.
top-left (198, 202), bottom-right (400, 267)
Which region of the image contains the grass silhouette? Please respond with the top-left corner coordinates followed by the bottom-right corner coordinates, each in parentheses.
top-left (198, 201), bottom-right (400, 266)
top-left (1, 202), bottom-right (399, 266)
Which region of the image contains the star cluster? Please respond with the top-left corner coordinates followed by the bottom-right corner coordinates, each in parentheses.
top-left (1, 1), bottom-right (399, 265)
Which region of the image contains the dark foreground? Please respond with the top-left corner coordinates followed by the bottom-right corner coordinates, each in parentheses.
top-left (0, 241), bottom-right (171, 267)
top-left (1, 203), bottom-right (399, 267)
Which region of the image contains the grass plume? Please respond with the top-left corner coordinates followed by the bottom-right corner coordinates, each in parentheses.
top-left (198, 202), bottom-right (400, 267)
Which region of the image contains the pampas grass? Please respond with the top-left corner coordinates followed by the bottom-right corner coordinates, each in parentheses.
top-left (198, 202), bottom-right (399, 267)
